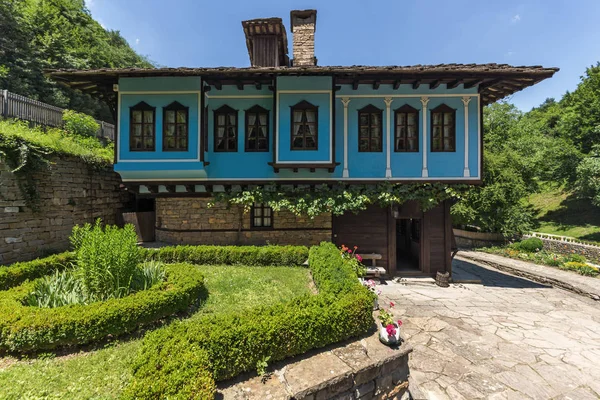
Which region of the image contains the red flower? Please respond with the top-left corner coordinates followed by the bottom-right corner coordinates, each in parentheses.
top-left (356, 254), bottom-right (363, 262)
top-left (386, 324), bottom-right (397, 337)
top-left (397, 320), bottom-right (403, 327)
top-left (354, 245), bottom-right (358, 250)
top-left (389, 301), bottom-right (395, 308)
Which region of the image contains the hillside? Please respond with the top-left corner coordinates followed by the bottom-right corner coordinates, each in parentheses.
top-left (0, 0), bottom-right (152, 122)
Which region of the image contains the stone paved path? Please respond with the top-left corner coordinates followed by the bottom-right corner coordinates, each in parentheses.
top-left (378, 258), bottom-right (600, 400)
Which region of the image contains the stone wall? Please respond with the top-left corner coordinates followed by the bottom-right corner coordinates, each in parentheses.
top-left (524, 235), bottom-right (600, 264)
top-left (155, 197), bottom-right (332, 246)
top-left (0, 155), bottom-right (130, 265)
top-left (453, 228), bottom-right (506, 249)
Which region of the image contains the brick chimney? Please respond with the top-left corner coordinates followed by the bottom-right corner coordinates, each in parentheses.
top-left (290, 9), bottom-right (317, 66)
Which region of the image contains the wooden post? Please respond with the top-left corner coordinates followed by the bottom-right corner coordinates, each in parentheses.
top-left (1, 90), bottom-right (8, 118)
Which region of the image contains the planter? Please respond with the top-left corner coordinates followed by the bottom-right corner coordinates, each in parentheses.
top-left (379, 322), bottom-right (401, 346)
top-left (373, 297), bottom-right (379, 311)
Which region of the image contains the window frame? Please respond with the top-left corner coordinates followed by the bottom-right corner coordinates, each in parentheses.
top-left (162, 101), bottom-right (189, 152)
top-left (357, 104), bottom-right (383, 153)
top-left (250, 202), bottom-right (273, 229)
top-left (213, 105), bottom-right (238, 153)
top-left (244, 105), bottom-right (269, 152)
top-left (430, 104), bottom-right (456, 152)
top-left (394, 104), bottom-right (419, 152)
top-left (290, 100), bottom-right (319, 151)
top-left (129, 101), bottom-right (156, 152)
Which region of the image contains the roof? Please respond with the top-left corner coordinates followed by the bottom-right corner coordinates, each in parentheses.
top-left (49, 63), bottom-right (559, 105)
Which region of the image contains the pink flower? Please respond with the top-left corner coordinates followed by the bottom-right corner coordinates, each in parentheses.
top-left (347, 249), bottom-right (352, 253)
top-left (386, 324), bottom-right (397, 337)
top-left (356, 255), bottom-right (363, 262)
top-left (397, 320), bottom-right (403, 327)
top-left (376, 289), bottom-right (382, 295)
top-left (389, 301), bottom-right (395, 308)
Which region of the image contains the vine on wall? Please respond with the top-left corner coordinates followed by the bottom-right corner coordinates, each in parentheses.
top-left (211, 182), bottom-right (469, 217)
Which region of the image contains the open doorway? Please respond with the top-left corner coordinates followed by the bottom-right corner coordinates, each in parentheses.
top-left (396, 219), bottom-right (421, 272)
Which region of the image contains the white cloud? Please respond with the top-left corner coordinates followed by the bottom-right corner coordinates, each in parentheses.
top-left (505, 51), bottom-right (515, 57)
top-left (511, 14), bottom-right (521, 23)
top-left (135, 38), bottom-right (140, 45)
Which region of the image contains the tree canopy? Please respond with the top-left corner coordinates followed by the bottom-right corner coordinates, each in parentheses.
top-left (0, 0), bottom-right (152, 121)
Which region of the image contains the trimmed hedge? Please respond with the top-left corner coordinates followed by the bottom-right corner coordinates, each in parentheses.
top-left (143, 245), bottom-right (309, 267)
top-left (0, 263), bottom-right (206, 352)
top-left (124, 242), bottom-right (373, 399)
top-left (0, 252), bottom-right (75, 290)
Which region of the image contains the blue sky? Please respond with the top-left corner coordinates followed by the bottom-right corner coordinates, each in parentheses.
top-left (85, 0), bottom-right (600, 111)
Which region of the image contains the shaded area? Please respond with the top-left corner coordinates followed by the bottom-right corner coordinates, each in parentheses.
top-left (453, 258), bottom-right (550, 289)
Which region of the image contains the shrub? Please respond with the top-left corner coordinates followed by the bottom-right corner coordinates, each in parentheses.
top-left (125, 242), bottom-right (373, 398)
top-left (515, 237), bottom-right (544, 253)
top-left (75, 221), bottom-right (142, 300)
top-left (0, 252), bottom-right (74, 290)
top-left (565, 253), bottom-right (587, 263)
top-left (62, 110), bottom-right (100, 137)
top-left (0, 263), bottom-right (206, 352)
top-left (144, 244), bottom-right (308, 267)
top-left (560, 261), bottom-right (599, 276)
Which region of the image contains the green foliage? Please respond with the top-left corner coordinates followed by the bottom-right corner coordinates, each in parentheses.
top-left (144, 244), bottom-right (309, 267)
top-left (125, 242), bottom-right (373, 398)
top-left (0, 263), bottom-right (206, 352)
top-left (560, 262), bottom-right (599, 276)
top-left (513, 237), bottom-right (544, 253)
top-left (74, 220), bottom-right (142, 301)
top-left (25, 269), bottom-right (86, 308)
top-left (575, 145), bottom-right (600, 207)
top-left (62, 109), bottom-right (100, 137)
top-left (213, 182), bottom-right (466, 218)
top-left (0, 0), bottom-right (152, 121)
top-left (0, 252), bottom-right (74, 290)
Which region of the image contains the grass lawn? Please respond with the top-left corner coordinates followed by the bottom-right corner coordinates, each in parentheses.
top-left (0, 265), bottom-right (312, 399)
top-left (528, 186), bottom-right (600, 243)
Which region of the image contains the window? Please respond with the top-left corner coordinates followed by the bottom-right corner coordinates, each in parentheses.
top-left (290, 100), bottom-right (318, 150)
top-left (130, 101), bottom-right (155, 151)
top-left (358, 105), bottom-right (383, 152)
top-left (214, 105), bottom-right (238, 152)
top-left (245, 105), bottom-right (269, 152)
top-left (431, 104), bottom-right (456, 152)
top-left (163, 101), bottom-right (188, 151)
top-left (251, 203), bottom-right (273, 228)
top-left (394, 105), bottom-right (419, 152)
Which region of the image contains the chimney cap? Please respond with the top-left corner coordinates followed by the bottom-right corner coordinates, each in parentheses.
top-left (290, 9), bottom-right (317, 32)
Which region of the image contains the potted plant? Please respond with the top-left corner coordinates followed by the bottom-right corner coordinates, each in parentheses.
top-left (363, 278), bottom-right (381, 310)
top-left (378, 301), bottom-right (402, 346)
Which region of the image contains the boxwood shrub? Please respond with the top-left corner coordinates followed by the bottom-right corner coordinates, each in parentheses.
top-left (143, 244), bottom-right (309, 267)
top-left (124, 242), bottom-right (374, 399)
top-left (0, 263), bottom-right (206, 352)
top-left (0, 252), bottom-right (75, 290)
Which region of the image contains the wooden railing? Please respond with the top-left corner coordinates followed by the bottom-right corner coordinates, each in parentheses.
top-left (0, 89), bottom-right (115, 141)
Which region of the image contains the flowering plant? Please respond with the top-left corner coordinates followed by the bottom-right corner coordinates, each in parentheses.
top-left (340, 244), bottom-right (366, 277)
top-left (363, 279), bottom-right (381, 296)
top-left (378, 301), bottom-right (403, 328)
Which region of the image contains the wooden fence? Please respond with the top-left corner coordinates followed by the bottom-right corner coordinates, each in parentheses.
top-left (0, 89), bottom-right (115, 141)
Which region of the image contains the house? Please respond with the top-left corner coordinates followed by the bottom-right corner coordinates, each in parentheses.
top-left (50, 10), bottom-right (557, 276)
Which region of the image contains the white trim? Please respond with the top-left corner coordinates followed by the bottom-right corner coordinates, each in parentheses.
top-left (384, 97), bottom-right (393, 178)
top-left (420, 97), bottom-right (430, 178)
top-left (204, 94), bottom-right (272, 99)
top-left (335, 94), bottom-right (478, 98)
top-left (341, 98), bottom-right (350, 178)
top-left (462, 96), bottom-right (471, 177)
top-left (276, 90), bottom-right (333, 164)
top-left (122, 176), bottom-right (482, 182)
top-left (119, 90), bottom-right (201, 95)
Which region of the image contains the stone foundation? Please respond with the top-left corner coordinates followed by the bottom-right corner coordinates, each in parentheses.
top-left (0, 155), bottom-right (131, 265)
top-left (218, 330), bottom-right (412, 400)
top-left (524, 234), bottom-right (600, 264)
top-left (155, 198), bottom-right (332, 247)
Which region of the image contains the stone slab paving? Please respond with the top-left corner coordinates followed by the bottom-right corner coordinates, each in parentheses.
top-left (379, 258), bottom-right (600, 400)
top-left (457, 250), bottom-right (600, 301)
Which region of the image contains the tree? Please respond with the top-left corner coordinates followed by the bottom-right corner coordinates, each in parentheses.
top-left (575, 145), bottom-right (600, 207)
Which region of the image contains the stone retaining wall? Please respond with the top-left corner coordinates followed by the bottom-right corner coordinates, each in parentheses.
top-left (155, 197), bottom-right (332, 247)
top-left (524, 235), bottom-right (600, 264)
top-left (0, 156), bottom-right (130, 265)
top-left (218, 331), bottom-right (412, 400)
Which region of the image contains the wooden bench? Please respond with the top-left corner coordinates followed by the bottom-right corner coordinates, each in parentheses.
top-left (359, 253), bottom-right (386, 278)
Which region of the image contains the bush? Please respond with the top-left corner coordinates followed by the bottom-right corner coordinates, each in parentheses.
top-left (144, 244), bottom-right (308, 267)
top-left (565, 253), bottom-right (587, 263)
top-left (75, 221), bottom-right (142, 300)
top-left (0, 263), bottom-right (206, 352)
top-left (0, 252), bottom-right (74, 290)
top-left (125, 242), bottom-right (373, 399)
top-left (514, 237), bottom-right (544, 253)
top-left (560, 261), bottom-right (599, 276)
top-left (62, 110), bottom-right (100, 137)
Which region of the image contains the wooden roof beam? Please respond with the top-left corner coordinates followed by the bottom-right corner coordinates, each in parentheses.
top-left (236, 82), bottom-right (244, 90)
top-left (429, 80), bottom-right (441, 89)
top-left (393, 80), bottom-right (401, 90)
top-left (372, 80), bottom-right (380, 90)
top-left (352, 80), bottom-right (359, 90)
top-left (464, 79), bottom-right (483, 89)
top-left (446, 79), bottom-right (462, 89)
top-left (412, 80), bottom-right (420, 89)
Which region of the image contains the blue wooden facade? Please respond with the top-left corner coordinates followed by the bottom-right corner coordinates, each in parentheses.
top-left (115, 76), bottom-right (481, 183)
